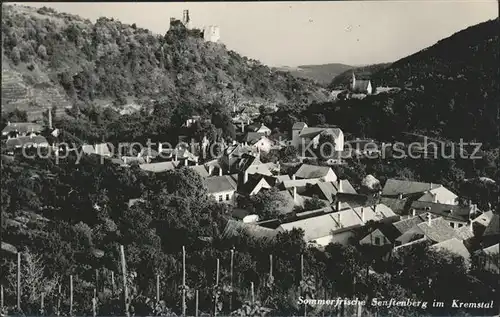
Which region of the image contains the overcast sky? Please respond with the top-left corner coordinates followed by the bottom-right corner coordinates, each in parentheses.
top-left (15, 1), bottom-right (498, 67)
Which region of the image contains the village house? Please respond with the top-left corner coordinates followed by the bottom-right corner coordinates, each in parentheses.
top-left (381, 179), bottom-right (458, 205)
top-left (429, 238), bottom-right (471, 266)
top-left (2, 122), bottom-right (44, 138)
top-left (294, 164), bottom-right (338, 183)
top-left (473, 243), bottom-right (499, 274)
top-left (350, 73), bottom-right (373, 95)
top-left (276, 204), bottom-right (398, 247)
top-left (359, 223), bottom-right (402, 247)
top-left (204, 175), bottom-right (238, 204)
top-left (290, 122), bottom-right (344, 152)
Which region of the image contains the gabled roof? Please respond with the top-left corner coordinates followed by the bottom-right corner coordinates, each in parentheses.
top-left (418, 186), bottom-right (458, 203)
top-left (416, 217), bottom-right (459, 243)
top-left (222, 219), bottom-right (276, 242)
top-left (139, 161), bottom-right (179, 173)
top-left (483, 214), bottom-right (499, 237)
top-left (352, 79), bottom-right (371, 93)
top-left (5, 135), bottom-right (49, 148)
top-left (337, 179), bottom-right (357, 194)
top-left (410, 200), bottom-right (470, 222)
top-left (430, 238), bottom-right (471, 260)
top-left (282, 179), bottom-right (321, 189)
top-left (382, 179), bottom-right (442, 197)
top-left (473, 210), bottom-right (494, 227)
top-left (299, 127), bottom-right (325, 139)
top-left (292, 122), bottom-right (307, 130)
top-left (295, 164), bottom-right (334, 179)
top-left (392, 214), bottom-right (427, 234)
top-left (238, 174), bottom-right (271, 196)
top-left (379, 197), bottom-right (411, 215)
top-left (245, 164), bottom-right (272, 176)
top-left (315, 182), bottom-right (337, 203)
top-left (277, 189), bottom-right (306, 215)
top-left (2, 122), bottom-right (43, 135)
top-left (476, 243), bottom-right (499, 256)
top-left (454, 225), bottom-right (475, 241)
top-left (205, 175), bottom-right (238, 194)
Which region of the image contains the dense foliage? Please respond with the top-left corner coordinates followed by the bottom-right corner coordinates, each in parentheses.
top-left (2, 5), bottom-right (330, 115)
top-left (1, 154), bottom-right (498, 316)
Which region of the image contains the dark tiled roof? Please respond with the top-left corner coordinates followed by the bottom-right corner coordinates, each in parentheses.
top-left (392, 215), bottom-right (426, 234)
top-left (410, 201), bottom-right (469, 222)
top-left (295, 164), bottom-right (333, 179)
top-left (222, 219), bottom-right (276, 242)
top-left (483, 214), bottom-right (500, 237)
top-left (2, 122), bottom-right (43, 135)
top-left (205, 175), bottom-right (238, 194)
top-left (237, 174), bottom-right (271, 195)
top-left (382, 179), bottom-right (441, 197)
top-left (292, 122), bottom-right (307, 130)
top-left (352, 80), bottom-right (371, 93)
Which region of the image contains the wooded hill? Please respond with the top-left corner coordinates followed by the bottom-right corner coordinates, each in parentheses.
top-left (1, 5), bottom-right (330, 119)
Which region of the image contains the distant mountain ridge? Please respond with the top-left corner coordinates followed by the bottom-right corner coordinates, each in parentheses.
top-left (277, 63), bottom-right (353, 85)
top-left (1, 5), bottom-right (330, 120)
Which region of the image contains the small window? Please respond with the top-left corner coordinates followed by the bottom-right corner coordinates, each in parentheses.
top-left (219, 195), bottom-right (223, 202)
top-left (450, 223), bottom-right (455, 228)
top-left (226, 194), bottom-right (230, 201)
top-left (374, 237), bottom-right (381, 245)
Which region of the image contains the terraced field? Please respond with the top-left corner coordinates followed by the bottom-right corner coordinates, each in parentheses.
top-left (2, 67), bottom-right (72, 121)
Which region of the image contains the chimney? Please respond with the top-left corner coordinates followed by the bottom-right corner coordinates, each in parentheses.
top-left (433, 193), bottom-right (437, 203)
top-left (219, 168), bottom-right (223, 176)
top-left (338, 180), bottom-right (343, 193)
top-left (469, 221), bottom-right (474, 233)
top-left (337, 213), bottom-right (341, 227)
top-left (195, 161), bottom-right (199, 166)
top-left (430, 182), bottom-right (433, 190)
top-left (293, 186), bottom-right (297, 202)
top-left (184, 159), bottom-right (188, 167)
top-left (427, 213), bottom-right (432, 226)
top-left (241, 122), bottom-right (245, 133)
top-left (361, 208), bottom-right (365, 223)
top-left (7, 121), bottom-right (11, 126)
top-left (292, 174), bottom-right (296, 180)
top-left (243, 171), bottom-right (248, 184)
top-left (336, 200), bottom-right (341, 212)
top-left (412, 209), bottom-right (416, 217)
top-left (398, 193), bottom-right (403, 199)
top-left (174, 151), bottom-right (178, 162)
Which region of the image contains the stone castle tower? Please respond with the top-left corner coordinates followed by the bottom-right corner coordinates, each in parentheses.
top-left (203, 25), bottom-right (221, 43)
top-left (182, 9), bottom-right (190, 29)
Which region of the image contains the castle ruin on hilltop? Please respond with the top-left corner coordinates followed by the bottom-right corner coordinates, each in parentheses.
top-left (170, 9), bottom-right (220, 43)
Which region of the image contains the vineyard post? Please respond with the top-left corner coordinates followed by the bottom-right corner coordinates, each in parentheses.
top-left (250, 282), bottom-right (254, 305)
top-left (120, 245), bottom-right (130, 317)
top-left (1, 284), bottom-right (4, 312)
top-left (214, 258), bottom-right (220, 316)
top-left (300, 254), bottom-right (304, 281)
top-left (111, 271), bottom-right (115, 297)
top-left (56, 284), bottom-right (61, 316)
top-left (95, 269), bottom-right (99, 292)
top-left (69, 275), bottom-right (73, 316)
top-left (40, 292), bottom-right (44, 314)
top-left (92, 289), bottom-right (97, 317)
top-left (195, 290), bottom-right (199, 317)
top-left (269, 254), bottom-right (273, 279)
top-left (182, 246), bottom-right (186, 317)
top-left (17, 252), bottom-right (21, 311)
top-left (156, 274), bottom-right (160, 302)
top-left (229, 248), bottom-right (234, 312)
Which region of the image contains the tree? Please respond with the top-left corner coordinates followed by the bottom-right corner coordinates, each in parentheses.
top-left (279, 146), bottom-right (298, 163)
top-left (303, 195), bottom-right (326, 211)
top-left (37, 45), bottom-right (48, 59)
top-left (11, 47), bottom-right (21, 65)
top-left (247, 188), bottom-right (287, 220)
